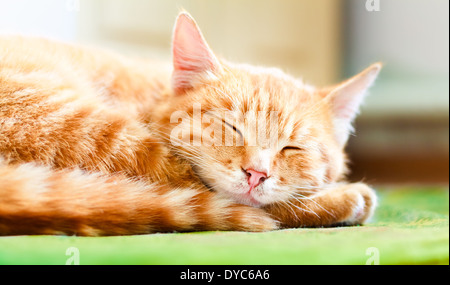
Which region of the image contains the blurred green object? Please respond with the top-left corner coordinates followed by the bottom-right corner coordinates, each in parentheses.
top-left (0, 188), bottom-right (448, 265)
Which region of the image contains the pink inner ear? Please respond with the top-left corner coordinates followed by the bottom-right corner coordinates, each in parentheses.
top-left (329, 63), bottom-right (381, 145)
top-left (172, 13), bottom-right (220, 93)
top-left (332, 91), bottom-right (365, 121)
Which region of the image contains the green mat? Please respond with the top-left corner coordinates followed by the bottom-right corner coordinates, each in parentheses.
top-left (0, 187), bottom-right (448, 265)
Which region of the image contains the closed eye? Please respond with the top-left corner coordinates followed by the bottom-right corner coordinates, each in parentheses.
top-left (223, 120), bottom-right (243, 138)
top-left (205, 113), bottom-right (243, 139)
top-left (282, 146), bottom-right (303, 152)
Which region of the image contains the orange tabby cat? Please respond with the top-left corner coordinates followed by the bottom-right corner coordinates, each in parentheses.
top-left (0, 12), bottom-right (380, 236)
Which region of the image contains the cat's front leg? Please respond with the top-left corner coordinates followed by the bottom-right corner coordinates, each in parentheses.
top-left (323, 182), bottom-right (377, 226)
top-left (264, 183), bottom-right (377, 228)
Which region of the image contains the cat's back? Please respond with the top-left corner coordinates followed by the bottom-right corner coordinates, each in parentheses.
top-left (1, 35), bottom-right (87, 69)
top-left (1, 36), bottom-right (117, 106)
top-left (0, 35), bottom-right (170, 110)
top-left (0, 35), bottom-right (171, 170)
top-left (0, 36), bottom-right (121, 135)
top-left (0, 35), bottom-right (148, 77)
top-left (0, 35), bottom-right (111, 90)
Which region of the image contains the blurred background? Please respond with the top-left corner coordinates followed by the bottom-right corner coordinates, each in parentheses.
top-left (0, 0), bottom-right (448, 186)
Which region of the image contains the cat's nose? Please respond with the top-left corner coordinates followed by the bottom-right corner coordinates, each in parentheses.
top-left (244, 169), bottom-right (268, 190)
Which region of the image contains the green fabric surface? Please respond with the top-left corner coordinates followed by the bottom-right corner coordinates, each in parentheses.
top-left (0, 187), bottom-right (448, 265)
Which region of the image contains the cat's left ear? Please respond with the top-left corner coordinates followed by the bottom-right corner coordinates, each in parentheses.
top-left (171, 12), bottom-right (222, 94)
top-left (325, 63), bottom-right (382, 146)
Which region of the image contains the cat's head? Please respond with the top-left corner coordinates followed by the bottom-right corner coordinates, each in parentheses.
top-left (164, 12), bottom-right (381, 207)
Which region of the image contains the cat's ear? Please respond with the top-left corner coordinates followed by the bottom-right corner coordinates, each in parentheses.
top-left (171, 12), bottom-right (222, 94)
top-left (325, 63), bottom-right (382, 146)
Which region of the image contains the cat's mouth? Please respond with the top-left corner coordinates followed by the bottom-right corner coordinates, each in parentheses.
top-left (204, 179), bottom-right (264, 207)
top-left (191, 165), bottom-right (266, 207)
top-left (229, 191), bottom-right (263, 208)
top-left (225, 186), bottom-right (265, 208)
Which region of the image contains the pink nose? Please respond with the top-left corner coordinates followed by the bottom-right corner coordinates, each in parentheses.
top-left (245, 169), bottom-right (268, 190)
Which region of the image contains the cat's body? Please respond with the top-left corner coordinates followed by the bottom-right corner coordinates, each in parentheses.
top-left (0, 13), bottom-right (379, 236)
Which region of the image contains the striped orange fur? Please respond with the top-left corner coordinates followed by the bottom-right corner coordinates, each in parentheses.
top-left (0, 12), bottom-right (380, 236)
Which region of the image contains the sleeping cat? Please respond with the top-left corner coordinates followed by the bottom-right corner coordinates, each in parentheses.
top-left (0, 12), bottom-right (380, 236)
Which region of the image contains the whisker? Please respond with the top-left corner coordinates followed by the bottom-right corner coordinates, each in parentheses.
top-left (289, 192), bottom-right (334, 217)
top-left (285, 198), bottom-right (320, 219)
top-left (280, 201), bottom-right (300, 221)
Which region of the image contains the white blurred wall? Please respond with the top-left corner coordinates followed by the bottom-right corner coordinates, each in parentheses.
top-left (76, 0), bottom-right (342, 86)
top-left (0, 0), bottom-right (77, 41)
top-left (346, 0), bottom-right (449, 117)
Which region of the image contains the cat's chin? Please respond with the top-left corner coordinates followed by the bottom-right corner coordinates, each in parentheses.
top-left (226, 191), bottom-right (264, 208)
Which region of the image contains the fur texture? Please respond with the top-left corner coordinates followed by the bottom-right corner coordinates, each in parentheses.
top-left (0, 13), bottom-right (381, 236)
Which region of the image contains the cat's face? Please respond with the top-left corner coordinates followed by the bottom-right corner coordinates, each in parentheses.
top-left (164, 13), bottom-right (381, 207)
top-left (169, 65), bottom-right (345, 207)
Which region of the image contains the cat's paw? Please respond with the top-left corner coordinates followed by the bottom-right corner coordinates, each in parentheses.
top-left (340, 183), bottom-right (377, 226)
top-left (228, 205), bottom-right (279, 232)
